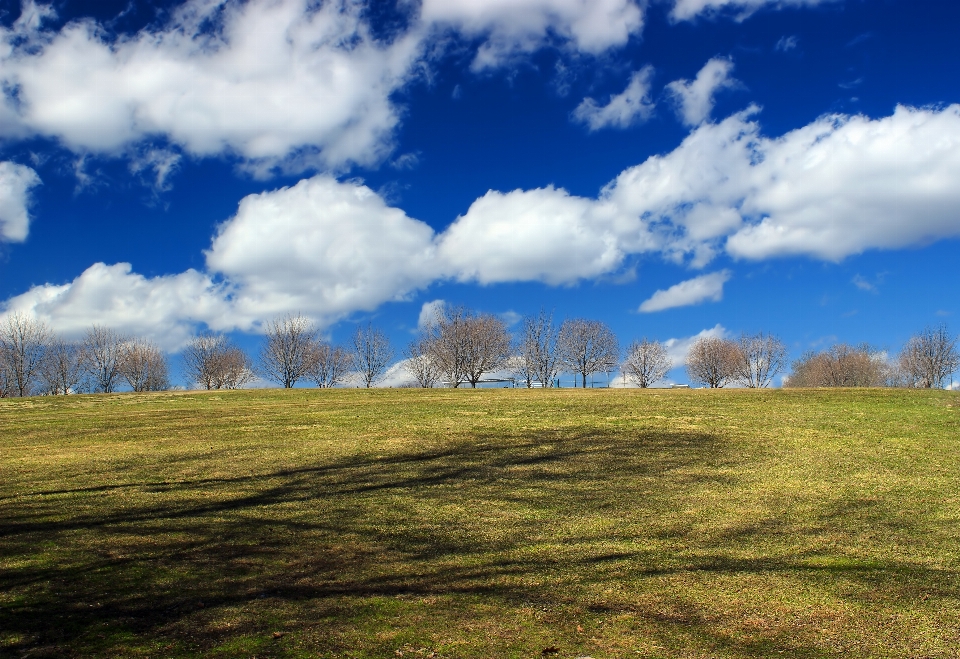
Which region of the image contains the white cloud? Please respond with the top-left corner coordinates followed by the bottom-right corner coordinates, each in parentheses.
top-left (603, 104), bottom-right (960, 263)
top-left (639, 270), bottom-right (731, 312)
top-left (7, 105), bottom-right (960, 342)
top-left (775, 35), bottom-right (798, 52)
top-left (355, 359), bottom-right (416, 388)
top-left (129, 148), bottom-right (182, 191)
top-left (665, 57), bottom-right (739, 127)
top-left (0, 161), bottom-right (41, 242)
top-left (573, 66), bottom-right (656, 131)
top-left (205, 175), bottom-right (440, 328)
top-left (852, 274), bottom-right (875, 292)
top-left (663, 324), bottom-right (727, 366)
top-left (420, 0), bottom-right (644, 70)
top-left (0, 0), bottom-right (423, 172)
top-left (727, 105), bottom-right (960, 260)
top-left (0, 0), bottom-right (651, 173)
top-left (418, 299), bottom-right (446, 329)
top-left (669, 0), bottom-right (838, 22)
top-left (437, 186), bottom-right (638, 285)
top-left (0, 263), bottom-right (229, 350)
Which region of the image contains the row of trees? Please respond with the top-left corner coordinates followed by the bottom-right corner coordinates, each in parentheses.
top-left (684, 333), bottom-right (788, 389)
top-left (0, 314), bottom-right (170, 397)
top-left (405, 308), bottom-right (629, 389)
top-left (3, 308), bottom-right (958, 395)
top-left (785, 326), bottom-right (960, 389)
top-left (236, 315), bottom-right (391, 390)
top-left (682, 326), bottom-right (960, 390)
top-left (253, 309), bottom-right (660, 391)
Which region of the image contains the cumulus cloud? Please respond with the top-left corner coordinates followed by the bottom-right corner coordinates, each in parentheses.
top-left (0, 0), bottom-right (652, 174)
top-left (639, 270), bottom-right (731, 312)
top-left (1, 176), bottom-right (439, 343)
top-left (7, 105), bottom-right (960, 341)
top-left (665, 57), bottom-right (739, 127)
top-left (670, 0), bottom-right (838, 22)
top-left (420, 0), bottom-right (644, 70)
top-left (417, 299), bottom-right (446, 329)
top-left (437, 186), bottom-right (638, 285)
top-left (205, 176), bottom-right (440, 328)
top-left (603, 104), bottom-right (960, 263)
top-left (726, 105), bottom-right (960, 260)
top-left (0, 263), bottom-right (229, 350)
top-left (664, 324), bottom-right (727, 366)
top-left (573, 66), bottom-right (656, 131)
top-left (0, 161), bottom-right (41, 242)
top-left (0, 0), bottom-right (423, 172)
top-left (0, 0), bottom-right (840, 181)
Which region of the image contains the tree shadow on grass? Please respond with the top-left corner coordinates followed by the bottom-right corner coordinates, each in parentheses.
top-left (2, 425), bottom-right (958, 658)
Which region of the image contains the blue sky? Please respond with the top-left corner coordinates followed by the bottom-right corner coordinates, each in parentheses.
top-left (0, 0), bottom-right (958, 386)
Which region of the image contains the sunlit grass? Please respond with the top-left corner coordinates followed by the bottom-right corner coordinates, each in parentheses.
top-left (2, 388), bottom-right (959, 658)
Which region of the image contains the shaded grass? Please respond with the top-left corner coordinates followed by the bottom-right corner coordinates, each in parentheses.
top-left (2, 388), bottom-right (960, 658)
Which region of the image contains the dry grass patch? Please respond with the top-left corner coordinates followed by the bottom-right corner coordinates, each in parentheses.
top-left (2, 388), bottom-right (959, 658)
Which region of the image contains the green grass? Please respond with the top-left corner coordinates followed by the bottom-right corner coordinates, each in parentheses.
top-left (1, 388), bottom-right (959, 658)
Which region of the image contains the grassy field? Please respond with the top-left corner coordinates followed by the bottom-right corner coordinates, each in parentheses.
top-left (1, 388), bottom-right (959, 659)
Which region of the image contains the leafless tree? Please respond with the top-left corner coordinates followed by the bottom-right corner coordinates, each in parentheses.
top-left (686, 336), bottom-right (739, 388)
top-left (422, 307), bottom-right (511, 388)
top-left (217, 346), bottom-right (256, 389)
top-left (514, 309), bottom-right (560, 388)
top-left (404, 335), bottom-right (440, 388)
top-left (258, 314), bottom-right (317, 388)
top-left (0, 312), bottom-right (52, 397)
top-left (557, 318), bottom-right (619, 388)
top-left (425, 306), bottom-right (471, 387)
top-left (731, 332), bottom-right (788, 388)
top-left (898, 325), bottom-right (959, 389)
top-left (305, 341), bottom-right (353, 388)
top-left (183, 333), bottom-right (255, 390)
top-left (462, 312), bottom-right (511, 388)
top-left (0, 360), bottom-right (10, 398)
top-left (786, 344), bottom-right (891, 388)
top-left (119, 339), bottom-right (170, 392)
top-left (40, 337), bottom-right (86, 395)
top-left (183, 333), bottom-right (225, 390)
top-left (81, 325), bottom-right (126, 393)
top-left (622, 338), bottom-right (672, 388)
top-left (353, 324), bottom-right (393, 388)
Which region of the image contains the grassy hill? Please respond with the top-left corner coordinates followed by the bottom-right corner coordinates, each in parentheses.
top-left (2, 388), bottom-right (959, 658)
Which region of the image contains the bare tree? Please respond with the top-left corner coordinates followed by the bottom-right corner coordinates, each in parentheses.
top-left (786, 344), bottom-right (891, 388)
top-left (514, 309), bottom-right (560, 388)
top-left (425, 306), bottom-right (471, 387)
top-left (353, 324), bottom-right (393, 388)
top-left (557, 318), bottom-right (619, 388)
top-left (622, 338), bottom-right (672, 388)
top-left (0, 312), bottom-right (52, 397)
top-left (686, 336), bottom-right (739, 388)
top-left (183, 333), bottom-right (255, 390)
top-left (0, 359), bottom-right (10, 398)
top-left (217, 346), bottom-right (256, 389)
top-left (40, 337), bottom-right (86, 395)
top-left (81, 325), bottom-right (126, 393)
top-left (404, 335), bottom-right (440, 388)
top-left (898, 325), bottom-right (959, 389)
top-left (259, 314), bottom-right (317, 388)
top-left (305, 341), bottom-right (353, 388)
top-left (119, 339), bottom-right (170, 392)
top-left (461, 313), bottom-right (511, 388)
top-left (183, 333), bottom-right (225, 390)
top-left (731, 332), bottom-right (788, 388)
